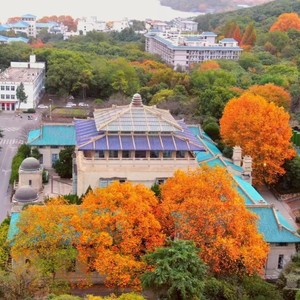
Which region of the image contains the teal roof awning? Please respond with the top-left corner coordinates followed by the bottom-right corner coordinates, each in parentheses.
top-left (249, 206), bottom-right (300, 243)
top-left (7, 212), bottom-right (20, 241)
top-left (27, 125), bottom-right (76, 146)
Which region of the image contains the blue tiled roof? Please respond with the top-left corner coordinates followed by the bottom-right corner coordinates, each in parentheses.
top-left (8, 37), bottom-right (29, 43)
top-left (22, 14), bottom-right (36, 19)
top-left (249, 206), bottom-right (300, 243)
top-left (36, 23), bottom-right (53, 28)
top-left (11, 21), bottom-right (29, 28)
top-left (0, 25), bottom-right (10, 31)
top-left (27, 125), bottom-right (76, 146)
top-left (0, 35), bottom-right (8, 42)
top-left (220, 38), bottom-right (237, 42)
top-left (201, 31), bottom-right (217, 36)
top-left (234, 175), bottom-right (267, 205)
top-left (75, 106), bottom-right (205, 152)
top-left (7, 212), bottom-right (20, 241)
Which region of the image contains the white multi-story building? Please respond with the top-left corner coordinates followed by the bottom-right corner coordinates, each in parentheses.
top-left (0, 55), bottom-right (45, 111)
top-left (77, 17), bottom-right (106, 35)
top-left (172, 18), bottom-right (198, 32)
top-left (145, 31), bottom-right (242, 70)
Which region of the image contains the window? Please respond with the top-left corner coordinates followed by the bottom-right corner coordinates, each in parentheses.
top-left (11, 95), bottom-right (15, 99)
top-left (99, 177), bottom-right (127, 188)
top-left (51, 153), bottom-right (59, 166)
top-left (5, 86), bottom-right (9, 91)
top-left (176, 151), bottom-right (185, 158)
top-left (11, 86), bottom-right (15, 91)
top-left (150, 151), bottom-right (159, 158)
top-left (163, 151), bottom-right (172, 158)
top-left (1, 94), bottom-right (4, 99)
top-left (135, 151), bottom-right (146, 158)
top-left (156, 178), bottom-right (168, 185)
top-left (28, 180), bottom-right (32, 186)
top-left (122, 150), bottom-right (130, 158)
top-left (6, 95), bottom-right (10, 99)
top-left (278, 254), bottom-right (284, 269)
top-left (109, 150), bottom-right (118, 158)
top-left (95, 150), bottom-right (105, 158)
top-left (275, 243), bottom-right (288, 247)
top-left (0, 86), bottom-right (4, 90)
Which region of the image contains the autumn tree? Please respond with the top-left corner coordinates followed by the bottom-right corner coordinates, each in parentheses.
top-left (248, 83), bottom-right (291, 110)
top-left (74, 182), bottom-right (165, 290)
top-left (157, 166), bottom-right (269, 276)
top-left (270, 13), bottom-right (300, 32)
top-left (6, 17), bottom-right (21, 24)
top-left (199, 60), bottom-right (220, 72)
top-left (220, 93), bottom-right (295, 185)
top-left (11, 198), bottom-right (79, 282)
top-left (241, 23), bottom-right (256, 48)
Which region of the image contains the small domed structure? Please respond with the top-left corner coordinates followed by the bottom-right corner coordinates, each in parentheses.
top-left (131, 93), bottom-right (143, 107)
top-left (19, 157), bottom-right (40, 172)
top-left (13, 186), bottom-right (39, 204)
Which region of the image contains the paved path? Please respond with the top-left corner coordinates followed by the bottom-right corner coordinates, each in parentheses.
top-left (257, 185), bottom-right (298, 229)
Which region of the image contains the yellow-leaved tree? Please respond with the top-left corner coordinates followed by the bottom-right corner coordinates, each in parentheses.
top-left (157, 166), bottom-right (269, 276)
top-left (220, 93), bottom-right (295, 185)
top-left (73, 182), bottom-right (165, 290)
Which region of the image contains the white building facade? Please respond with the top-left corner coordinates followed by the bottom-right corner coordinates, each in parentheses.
top-left (145, 31), bottom-right (242, 70)
top-left (0, 55), bottom-right (45, 111)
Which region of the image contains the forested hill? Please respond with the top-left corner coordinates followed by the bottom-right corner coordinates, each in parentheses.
top-left (160, 0), bottom-right (274, 13)
top-left (194, 0), bottom-right (300, 32)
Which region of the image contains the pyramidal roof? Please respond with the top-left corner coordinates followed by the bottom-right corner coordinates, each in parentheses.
top-left (93, 93), bottom-right (182, 133)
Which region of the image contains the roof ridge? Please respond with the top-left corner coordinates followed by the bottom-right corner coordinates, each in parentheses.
top-left (95, 106), bottom-right (131, 131)
top-left (143, 106), bottom-right (182, 131)
top-left (272, 206), bottom-right (299, 235)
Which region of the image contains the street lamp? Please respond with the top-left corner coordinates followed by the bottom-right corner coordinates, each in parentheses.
top-left (49, 99), bottom-right (53, 120)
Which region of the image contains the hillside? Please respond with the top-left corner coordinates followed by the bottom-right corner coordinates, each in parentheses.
top-left (193, 0), bottom-right (300, 32)
top-left (160, 0), bottom-right (274, 13)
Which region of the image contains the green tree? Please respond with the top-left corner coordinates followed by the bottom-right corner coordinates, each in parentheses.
top-left (191, 69), bottom-right (236, 92)
top-left (0, 218), bottom-right (10, 271)
top-left (53, 147), bottom-right (74, 178)
top-left (198, 86), bottom-right (238, 120)
top-left (276, 157), bottom-right (300, 192)
top-left (141, 240), bottom-right (207, 300)
top-left (10, 144), bottom-right (31, 184)
top-left (16, 82), bottom-right (27, 109)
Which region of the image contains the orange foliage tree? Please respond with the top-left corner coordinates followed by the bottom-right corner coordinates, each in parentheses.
top-left (132, 59), bottom-right (189, 88)
top-left (241, 23), bottom-right (256, 48)
top-left (157, 166), bottom-right (269, 276)
top-left (270, 13), bottom-right (300, 32)
top-left (73, 182), bottom-right (165, 290)
top-left (199, 60), bottom-right (220, 72)
top-left (11, 198), bottom-right (79, 280)
top-left (220, 93), bottom-right (295, 185)
top-left (6, 17), bottom-right (21, 24)
top-left (248, 83), bottom-right (291, 110)
top-left (38, 15), bottom-right (77, 31)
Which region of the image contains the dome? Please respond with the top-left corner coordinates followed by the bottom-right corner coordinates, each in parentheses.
top-left (131, 93), bottom-right (143, 107)
top-left (19, 157), bottom-right (40, 172)
top-left (13, 186), bottom-right (38, 203)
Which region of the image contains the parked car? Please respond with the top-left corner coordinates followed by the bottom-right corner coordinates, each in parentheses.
top-left (78, 102), bottom-right (89, 107)
top-left (37, 104), bottom-right (48, 109)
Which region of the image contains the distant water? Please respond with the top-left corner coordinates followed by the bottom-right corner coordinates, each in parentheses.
top-left (0, 0), bottom-right (200, 23)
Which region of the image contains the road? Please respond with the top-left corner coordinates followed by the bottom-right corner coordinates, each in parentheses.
top-left (0, 111), bottom-right (40, 223)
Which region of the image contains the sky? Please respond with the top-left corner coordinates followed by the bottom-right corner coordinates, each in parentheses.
top-left (0, 0), bottom-right (199, 23)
